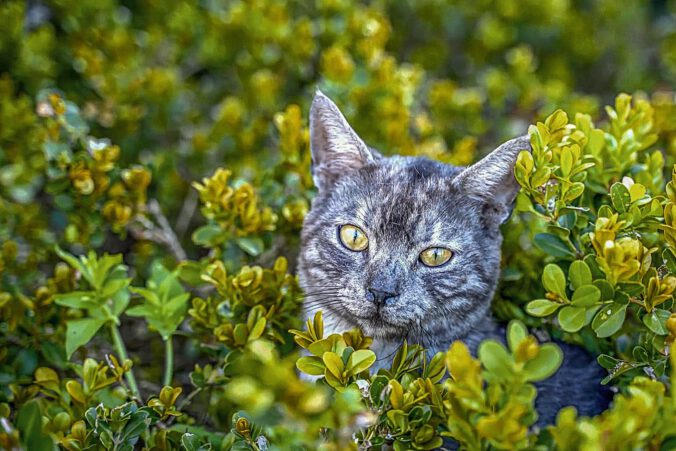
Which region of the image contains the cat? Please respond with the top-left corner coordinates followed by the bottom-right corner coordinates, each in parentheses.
top-left (297, 90), bottom-right (612, 426)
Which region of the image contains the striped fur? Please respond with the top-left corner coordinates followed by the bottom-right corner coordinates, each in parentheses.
top-left (298, 92), bottom-right (612, 425)
top-left (299, 91), bottom-right (528, 363)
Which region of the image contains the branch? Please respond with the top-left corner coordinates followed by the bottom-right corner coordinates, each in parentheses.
top-left (175, 189), bottom-right (199, 239)
top-left (129, 199), bottom-right (188, 261)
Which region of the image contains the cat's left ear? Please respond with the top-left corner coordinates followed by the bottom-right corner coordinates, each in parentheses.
top-left (309, 90), bottom-right (378, 191)
top-left (453, 135), bottom-right (531, 225)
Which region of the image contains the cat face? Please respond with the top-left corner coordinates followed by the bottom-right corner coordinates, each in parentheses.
top-left (298, 91), bottom-right (530, 344)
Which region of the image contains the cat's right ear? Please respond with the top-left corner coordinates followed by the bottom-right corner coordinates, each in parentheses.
top-left (309, 90), bottom-right (377, 191)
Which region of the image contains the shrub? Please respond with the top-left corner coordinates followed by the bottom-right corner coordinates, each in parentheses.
top-left (2, 1), bottom-right (676, 450)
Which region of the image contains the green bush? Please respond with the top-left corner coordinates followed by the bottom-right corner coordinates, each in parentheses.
top-left (2, 0), bottom-right (676, 449)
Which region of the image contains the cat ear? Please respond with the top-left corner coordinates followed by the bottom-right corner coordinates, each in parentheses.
top-left (453, 135), bottom-right (531, 225)
top-left (309, 90), bottom-right (377, 191)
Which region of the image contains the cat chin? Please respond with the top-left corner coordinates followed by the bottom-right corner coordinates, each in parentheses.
top-left (305, 303), bottom-right (414, 341)
top-left (353, 316), bottom-right (410, 340)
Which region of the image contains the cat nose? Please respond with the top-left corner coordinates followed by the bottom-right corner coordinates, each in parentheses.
top-left (367, 287), bottom-right (398, 306)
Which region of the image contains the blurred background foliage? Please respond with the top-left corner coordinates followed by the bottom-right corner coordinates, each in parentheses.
top-left (2, 0), bottom-right (676, 449)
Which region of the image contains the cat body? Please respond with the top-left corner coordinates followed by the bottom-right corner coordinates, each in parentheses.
top-left (298, 91), bottom-right (612, 425)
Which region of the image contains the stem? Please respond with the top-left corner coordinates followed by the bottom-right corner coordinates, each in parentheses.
top-left (163, 335), bottom-right (174, 387)
top-left (109, 323), bottom-right (141, 400)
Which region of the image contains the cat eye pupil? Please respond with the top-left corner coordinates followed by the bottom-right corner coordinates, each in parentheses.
top-left (339, 224), bottom-right (368, 251)
top-left (420, 247), bottom-right (452, 267)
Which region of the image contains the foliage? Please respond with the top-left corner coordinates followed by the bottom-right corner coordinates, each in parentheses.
top-left (511, 96), bottom-right (676, 386)
top-left (2, 0), bottom-right (676, 449)
top-left (291, 313), bottom-right (565, 450)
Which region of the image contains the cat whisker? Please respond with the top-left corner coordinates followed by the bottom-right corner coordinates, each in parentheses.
top-left (376, 338), bottom-right (406, 364)
top-left (301, 287), bottom-right (344, 294)
top-left (299, 288), bottom-right (346, 298)
top-left (304, 300), bottom-right (348, 310)
top-left (300, 292), bottom-right (343, 300)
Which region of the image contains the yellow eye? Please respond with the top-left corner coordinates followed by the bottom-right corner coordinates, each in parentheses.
top-left (420, 247), bottom-right (453, 267)
top-left (339, 224), bottom-right (369, 251)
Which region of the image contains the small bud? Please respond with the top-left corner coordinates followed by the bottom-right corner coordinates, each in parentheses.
top-left (235, 417), bottom-right (250, 436)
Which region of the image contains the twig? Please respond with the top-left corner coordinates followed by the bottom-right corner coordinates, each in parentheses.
top-left (149, 199), bottom-right (188, 261)
top-left (175, 189), bottom-right (199, 239)
top-left (164, 387), bottom-right (204, 427)
top-left (253, 236), bottom-right (287, 268)
top-left (129, 199), bottom-right (188, 261)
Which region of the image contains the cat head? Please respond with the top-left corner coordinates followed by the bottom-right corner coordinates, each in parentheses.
top-left (298, 91), bottom-right (530, 342)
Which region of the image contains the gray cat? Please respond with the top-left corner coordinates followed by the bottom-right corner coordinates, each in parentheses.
top-left (297, 91), bottom-right (612, 425)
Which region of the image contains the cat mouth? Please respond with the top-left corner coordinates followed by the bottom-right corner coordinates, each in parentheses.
top-left (357, 312), bottom-right (409, 339)
top-left (313, 301), bottom-right (409, 338)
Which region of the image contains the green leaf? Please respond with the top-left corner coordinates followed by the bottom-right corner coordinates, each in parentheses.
top-left (526, 299), bottom-right (561, 317)
top-left (347, 349), bottom-right (376, 374)
top-left (192, 225), bottom-right (224, 246)
top-left (571, 284), bottom-right (601, 307)
top-left (424, 352), bottom-right (447, 383)
top-left (531, 167), bottom-right (552, 188)
top-left (507, 320), bottom-right (528, 352)
top-left (322, 352), bottom-right (344, 379)
top-left (662, 248), bottom-right (676, 274)
top-left (408, 405), bottom-right (432, 424)
top-left (478, 340), bottom-right (513, 376)
top-left (610, 182), bottom-right (630, 213)
top-left (642, 309), bottom-right (671, 335)
top-left (54, 246), bottom-right (86, 277)
top-left (542, 264), bottom-right (567, 297)
top-left (534, 233), bottom-right (576, 259)
top-left (568, 260), bottom-right (592, 290)
top-left (628, 183), bottom-right (646, 203)
top-left (633, 346), bottom-right (649, 363)
top-left (181, 433), bottom-right (212, 451)
top-left (592, 303), bottom-right (628, 338)
top-left (54, 291), bottom-right (98, 310)
top-left (387, 409), bottom-right (409, 433)
top-left (125, 305), bottom-right (153, 317)
top-left (128, 263), bottom-right (189, 340)
top-left (296, 356), bottom-right (325, 376)
top-left (129, 287), bottom-right (160, 305)
top-left (91, 254), bottom-right (124, 291)
top-left (593, 279), bottom-right (615, 301)
top-left (119, 410), bottom-right (151, 444)
top-left (563, 182), bottom-right (585, 202)
top-left (17, 400), bottom-right (54, 451)
top-left (248, 317), bottom-right (266, 340)
top-left (585, 254), bottom-right (606, 279)
top-left (178, 261), bottom-right (205, 286)
top-left (100, 277), bottom-right (131, 300)
top-left (560, 147), bottom-right (573, 176)
top-left (110, 286), bottom-right (131, 317)
top-left (523, 343), bottom-right (563, 382)
top-left (370, 375), bottom-right (389, 406)
top-left (617, 282), bottom-right (643, 296)
top-left (65, 318), bottom-right (107, 359)
top-left (596, 354), bottom-right (620, 369)
top-left (235, 237), bottom-right (264, 256)
top-left (557, 306), bottom-right (586, 332)
top-left (308, 336), bottom-right (340, 357)
top-left (233, 323), bottom-right (248, 345)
